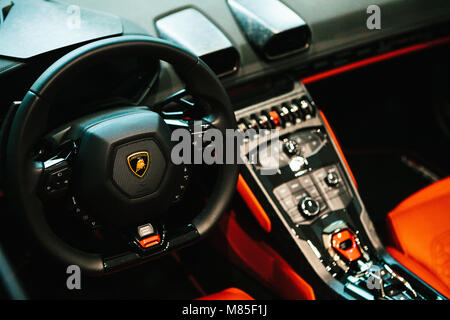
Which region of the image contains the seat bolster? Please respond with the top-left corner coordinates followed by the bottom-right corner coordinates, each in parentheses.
top-left (387, 177), bottom-right (450, 298)
top-left (392, 177), bottom-right (450, 212)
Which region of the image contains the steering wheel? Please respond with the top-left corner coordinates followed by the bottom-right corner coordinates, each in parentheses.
top-left (5, 35), bottom-right (238, 274)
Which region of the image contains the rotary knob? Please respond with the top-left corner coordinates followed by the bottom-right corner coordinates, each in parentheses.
top-left (325, 171), bottom-right (340, 187)
top-left (298, 197), bottom-right (320, 218)
top-left (283, 139), bottom-right (299, 156)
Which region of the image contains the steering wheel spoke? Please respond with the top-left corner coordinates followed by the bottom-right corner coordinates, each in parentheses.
top-left (152, 88), bottom-right (188, 112)
top-left (164, 117), bottom-right (215, 133)
top-left (153, 88), bottom-right (209, 121)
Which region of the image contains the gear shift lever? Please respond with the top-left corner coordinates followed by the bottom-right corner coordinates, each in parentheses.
top-left (331, 229), bottom-right (361, 262)
top-left (323, 224), bottom-right (420, 299)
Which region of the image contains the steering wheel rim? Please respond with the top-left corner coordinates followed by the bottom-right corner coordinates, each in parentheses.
top-left (5, 35), bottom-right (238, 274)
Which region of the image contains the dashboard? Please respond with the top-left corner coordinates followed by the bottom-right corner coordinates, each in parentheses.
top-left (0, 0), bottom-right (449, 301)
top-left (58, 0), bottom-right (450, 88)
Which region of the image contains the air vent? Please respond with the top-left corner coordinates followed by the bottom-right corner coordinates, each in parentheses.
top-left (227, 0), bottom-right (311, 60)
top-left (155, 8), bottom-right (240, 78)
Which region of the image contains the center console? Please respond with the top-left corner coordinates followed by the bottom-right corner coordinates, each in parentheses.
top-left (234, 80), bottom-right (446, 300)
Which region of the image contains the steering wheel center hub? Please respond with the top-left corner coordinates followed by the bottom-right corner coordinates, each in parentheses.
top-left (112, 139), bottom-right (166, 198)
top-left (74, 110), bottom-right (178, 226)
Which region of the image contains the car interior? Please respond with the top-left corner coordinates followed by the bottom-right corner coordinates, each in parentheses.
top-left (0, 0), bottom-right (449, 301)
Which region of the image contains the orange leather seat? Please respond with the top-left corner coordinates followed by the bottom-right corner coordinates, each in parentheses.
top-left (387, 177), bottom-right (450, 298)
top-left (197, 287), bottom-right (254, 300)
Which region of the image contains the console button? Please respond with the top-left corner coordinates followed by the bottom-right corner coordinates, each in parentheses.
top-left (237, 119), bottom-right (249, 132)
top-left (273, 184), bottom-right (290, 200)
top-left (254, 113), bottom-right (271, 130)
top-left (298, 197), bottom-right (320, 218)
top-left (290, 99), bottom-right (305, 120)
top-left (287, 208), bottom-right (305, 224)
top-left (281, 196), bottom-right (296, 211)
top-left (247, 117), bottom-right (259, 131)
top-left (312, 168), bottom-right (327, 186)
top-left (298, 97), bottom-right (315, 118)
top-left (293, 191), bottom-right (309, 203)
top-left (298, 175), bottom-right (314, 188)
top-left (267, 110), bottom-right (281, 128)
top-left (305, 186), bottom-right (320, 198)
top-left (282, 103), bottom-right (302, 123)
top-left (287, 180), bottom-right (302, 193)
top-left (287, 102), bottom-right (302, 122)
top-left (278, 105), bottom-right (293, 126)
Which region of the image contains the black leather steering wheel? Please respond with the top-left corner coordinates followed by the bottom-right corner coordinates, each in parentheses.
top-left (5, 35), bottom-right (238, 274)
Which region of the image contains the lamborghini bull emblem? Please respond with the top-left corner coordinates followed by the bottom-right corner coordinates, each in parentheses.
top-left (127, 151), bottom-right (150, 178)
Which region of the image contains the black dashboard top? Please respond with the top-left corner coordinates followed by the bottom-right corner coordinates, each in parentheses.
top-left (1, 0), bottom-right (450, 110)
top-left (61, 0), bottom-right (450, 87)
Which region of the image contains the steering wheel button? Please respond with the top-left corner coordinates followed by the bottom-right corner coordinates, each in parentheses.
top-left (137, 223), bottom-right (155, 239)
top-left (138, 234), bottom-right (161, 249)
